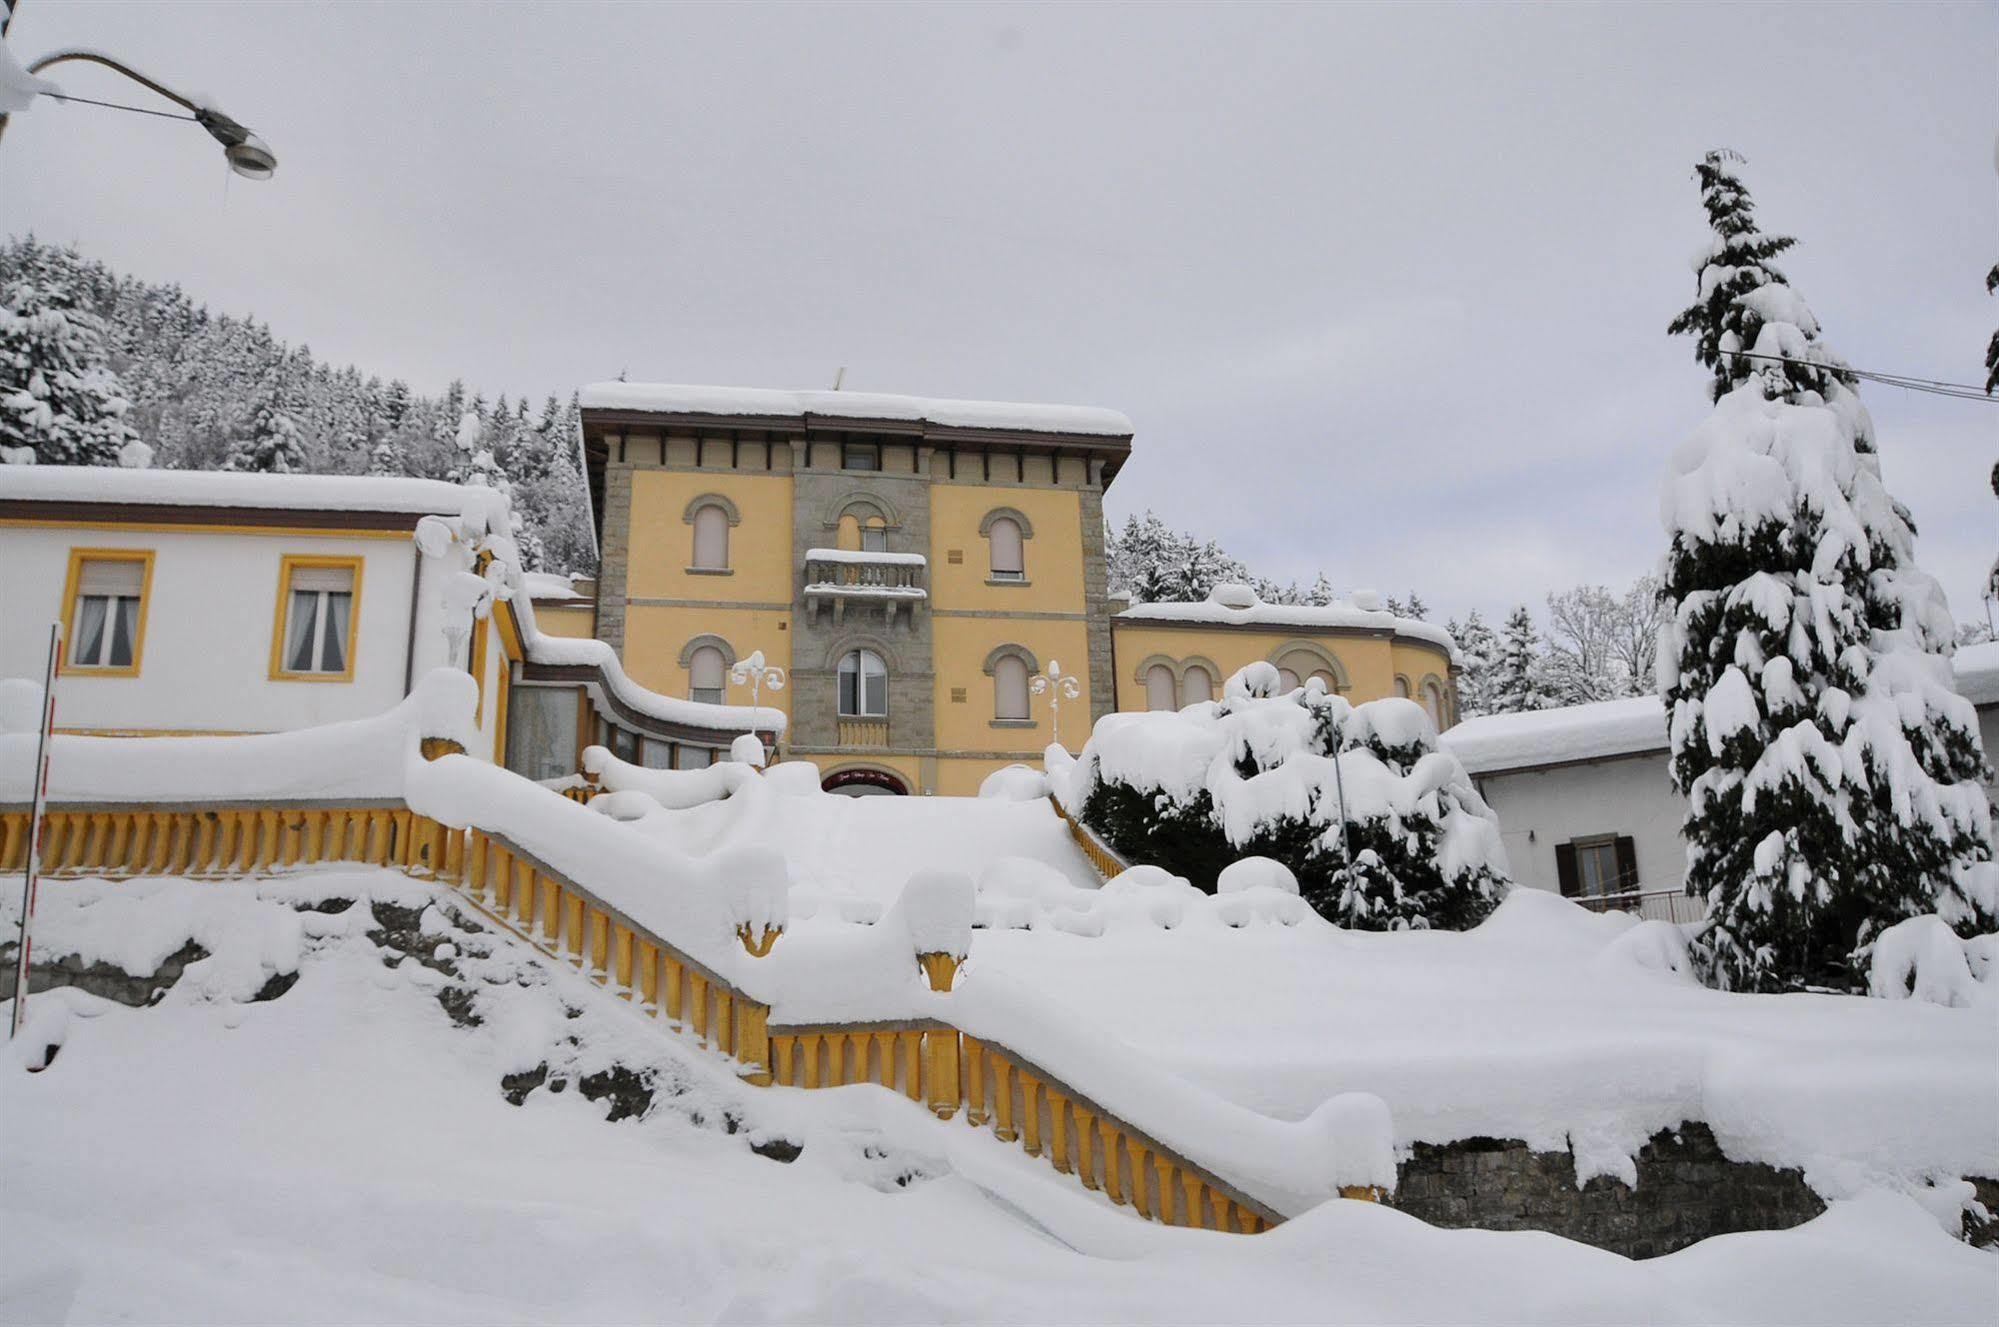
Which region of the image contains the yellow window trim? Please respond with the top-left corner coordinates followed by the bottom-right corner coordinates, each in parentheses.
top-left (269, 553), bottom-right (366, 683)
top-left (59, 547), bottom-right (157, 678)
top-left (493, 664), bottom-right (511, 763)
top-left (469, 608), bottom-right (491, 728)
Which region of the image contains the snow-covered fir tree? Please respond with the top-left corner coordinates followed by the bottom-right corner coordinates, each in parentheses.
top-left (224, 382), bottom-right (307, 473)
top-left (1662, 150), bottom-right (1995, 993)
top-left (0, 247), bottom-right (138, 465)
top-left (1447, 610), bottom-right (1501, 715)
top-left (1489, 605), bottom-right (1557, 712)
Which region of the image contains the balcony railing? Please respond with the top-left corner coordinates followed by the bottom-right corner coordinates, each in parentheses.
top-left (836, 718), bottom-right (889, 749)
top-left (1575, 888), bottom-right (1704, 926)
top-left (803, 548), bottom-right (927, 629)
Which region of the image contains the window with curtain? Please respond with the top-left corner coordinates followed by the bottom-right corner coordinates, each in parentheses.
top-left (691, 504), bottom-right (730, 570)
top-left (1179, 665), bottom-right (1214, 707)
top-left (279, 563), bottom-right (357, 675)
top-left (689, 645), bottom-right (726, 704)
top-left (1145, 664), bottom-right (1177, 711)
top-left (994, 654), bottom-right (1030, 720)
top-left (837, 649), bottom-right (888, 717)
top-left (69, 557), bottom-right (146, 670)
top-left (987, 516), bottom-right (1024, 580)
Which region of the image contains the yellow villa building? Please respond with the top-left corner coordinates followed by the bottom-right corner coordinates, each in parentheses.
top-left (570, 383), bottom-right (1460, 796)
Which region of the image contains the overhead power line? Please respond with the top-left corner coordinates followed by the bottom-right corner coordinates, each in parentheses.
top-left (1726, 348), bottom-right (1997, 403)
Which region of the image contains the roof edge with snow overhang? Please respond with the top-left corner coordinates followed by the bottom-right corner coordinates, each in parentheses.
top-left (1116, 585), bottom-right (1460, 663)
top-left (0, 465), bottom-right (485, 524)
top-left (577, 382), bottom-right (1133, 440)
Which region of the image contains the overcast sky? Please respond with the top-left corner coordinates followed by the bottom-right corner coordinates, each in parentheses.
top-left (4, 2), bottom-right (1993, 628)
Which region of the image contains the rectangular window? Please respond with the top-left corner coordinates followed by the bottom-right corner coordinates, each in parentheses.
top-left (272, 557), bottom-right (362, 680)
top-left (67, 553), bottom-right (150, 672)
top-left (1575, 835), bottom-right (1623, 895)
top-left (676, 745), bottom-right (714, 770)
top-left (690, 686), bottom-right (723, 705)
top-left (841, 443), bottom-right (880, 472)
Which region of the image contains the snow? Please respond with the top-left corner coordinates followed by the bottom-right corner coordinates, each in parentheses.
top-left (0, 464), bottom-right (481, 514)
top-left (1444, 695), bottom-right (1670, 775)
top-left (976, 764), bottom-right (1048, 801)
top-left (2, 869), bottom-right (1991, 1324)
top-left (576, 382), bottom-right (1134, 437)
top-left (0, 668), bottom-right (477, 803)
top-left (1216, 856), bottom-right (1299, 895)
top-left (803, 547), bottom-right (928, 567)
top-left (520, 571), bottom-right (584, 601)
top-left (894, 870), bottom-right (976, 959)
top-left (1121, 585), bottom-right (1459, 661)
top-left (520, 632), bottom-right (784, 737)
top-left (1323, 1093), bottom-right (1397, 1191)
top-left (729, 733), bottom-right (766, 768)
top-left (0, 34), bottom-right (60, 114)
top-left (1867, 916), bottom-right (1997, 1011)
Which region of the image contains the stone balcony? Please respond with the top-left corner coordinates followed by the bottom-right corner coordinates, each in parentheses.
top-left (802, 548), bottom-right (928, 630)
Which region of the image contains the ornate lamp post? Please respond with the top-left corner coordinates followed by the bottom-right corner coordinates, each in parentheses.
top-left (1030, 658), bottom-right (1081, 748)
top-left (728, 649), bottom-right (786, 734)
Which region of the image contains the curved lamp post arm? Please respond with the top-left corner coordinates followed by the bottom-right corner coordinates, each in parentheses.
top-left (0, 47), bottom-right (275, 176)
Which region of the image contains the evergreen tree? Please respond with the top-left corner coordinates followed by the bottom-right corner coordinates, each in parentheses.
top-left (1662, 151), bottom-right (1994, 994)
top-left (0, 249), bottom-right (139, 465)
top-left (225, 380), bottom-right (307, 473)
top-left (1306, 572), bottom-right (1337, 607)
top-left (1489, 605), bottom-right (1556, 712)
top-left (1449, 610), bottom-right (1500, 716)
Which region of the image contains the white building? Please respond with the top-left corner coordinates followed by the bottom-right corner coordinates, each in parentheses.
top-left (0, 467), bottom-right (779, 770)
top-left (1441, 642), bottom-right (1999, 922)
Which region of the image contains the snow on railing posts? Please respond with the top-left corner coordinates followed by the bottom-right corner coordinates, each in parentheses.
top-left (1324, 1093), bottom-right (1396, 1202)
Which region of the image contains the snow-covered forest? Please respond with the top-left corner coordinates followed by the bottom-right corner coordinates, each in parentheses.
top-left (0, 237), bottom-right (595, 573)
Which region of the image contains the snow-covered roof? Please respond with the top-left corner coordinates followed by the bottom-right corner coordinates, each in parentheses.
top-left (1117, 586), bottom-right (1458, 660)
top-left (1442, 696), bottom-right (1668, 776)
top-left (577, 382), bottom-right (1133, 438)
top-left (1953, 640), bottom-right (1999, 708)
top-left (0, 465), bottom-right (478, 516)
top-left (1446, 646), bottom-right (1999, 777)
top-left (522, 571), bottom-right (586, 602)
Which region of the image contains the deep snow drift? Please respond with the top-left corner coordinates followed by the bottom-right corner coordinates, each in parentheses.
top-left (3, 868), bottom-right (1992, 1326)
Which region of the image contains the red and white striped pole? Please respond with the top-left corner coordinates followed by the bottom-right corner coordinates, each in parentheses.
top-left (10, 622), bottom-right (62, 1039)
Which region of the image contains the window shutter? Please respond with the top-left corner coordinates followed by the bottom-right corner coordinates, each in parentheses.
top-left (78, 558), bottom-right (145, 596)
top-left (988, 517), bottom-right (1023, 575)
top-left (1614, 836), bottom-right (1639, 892)
top-left (1555, 842), bottom-right (1580, 897)
top-left (692, 506), bottom-right (729, 569)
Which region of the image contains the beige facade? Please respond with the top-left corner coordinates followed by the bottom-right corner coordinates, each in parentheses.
top-left (577, 384), bottom-right (1458, 794)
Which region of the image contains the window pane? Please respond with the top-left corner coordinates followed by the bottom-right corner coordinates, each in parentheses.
top-left (1146, 664), bottom-right (1177, 711)
top-left (692, 506), bottom-right (729, 569)
top-left (995, 655), bottom-right (1029, 720)
top-left (320, 592), bottom-right (352, 673)
top-left (107, 596), bottom-right (138, 668)
top-left (842, 444), bottom-right (879, 471)
top-left (74, 595), bottom-right (108, 667)
top-left (677, 745), bottom-right (713, 770)
top-left (838, 654), bottom-right (860, 715)
top-left (689, 645), bottom-right (726, 691)
top-left (989, 517), bottom-right (1023, 575)
top-left (860, 525), bottom-right (888, 552)
top-left (285, 590), bottom-right (319, 672)
top-left (1180, 666), bottom-right (1213, 706)
top-left (691, 687), bottom-right (723, 705)
top-left (640, 739), bottom-right (674, 769)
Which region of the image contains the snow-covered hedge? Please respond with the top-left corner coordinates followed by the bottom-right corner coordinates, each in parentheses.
top-left (1066, 664), bottom-right (1509, 929)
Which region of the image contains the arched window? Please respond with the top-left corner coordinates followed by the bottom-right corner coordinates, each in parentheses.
top-left (691, 504), bottom-right (730, 570)
top-left (688, 645), bottom-right (726, 704)
top-left (1421, 680), bottom-right (1446, 728)
top-left (1394, 675), bottom-right (1412, 700)
top-left (836, 514), bottom-right (861, 552)
top-left (1276, 667), bottom-right (1300, 691)
top-left (1145, 663), bottom-right (1177, 712)
top-left (837, 649), bottom-right (888, 717)
top-left (860, 515), bottom-right (888, 552)
top-left (1180, 665), bottom-right (1214, 707)
top-left (994, 654), bottom-right (1030, 720)
top-left (1309, 670), bottom-right (1337, 694)
top-left (988, 516), bottom-right (1024, 580)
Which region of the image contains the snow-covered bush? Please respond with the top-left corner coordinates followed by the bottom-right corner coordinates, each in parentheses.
top-left (978, 763), bottom-right (1048, 801)
top-left (1865, 916), bottom-right (1996, 1010)
top-left (1071, 666), bottom-right (1509, 929)
top-left (1660, 151), bottom-right (1996, 993)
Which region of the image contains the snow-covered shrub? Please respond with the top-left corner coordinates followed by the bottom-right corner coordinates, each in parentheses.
top-left (1216, 856), bottom-right (1299, 895)
top-left (1071, 666), bottom-right (1508, 930)
top-left (1865, 916), bottom-right (1995, 1010)
top-left (1660, 152), bottom-right (1996, 993)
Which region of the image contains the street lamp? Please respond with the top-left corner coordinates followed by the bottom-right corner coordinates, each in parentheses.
top-left (728, 649), bottom-right (786, 734)
top-left (1030, 658), bottom-right (1081, 748)
top-left (0, 47), bottom-right (277, 179)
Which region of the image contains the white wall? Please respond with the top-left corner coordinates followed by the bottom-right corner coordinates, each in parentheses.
top-left (1474, 750), bottom-right (1685, 899)
top-left (1, 524), bottom-right (422, 734)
